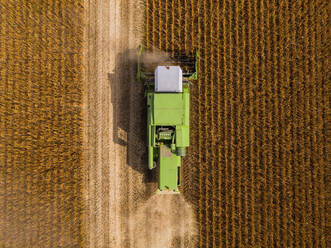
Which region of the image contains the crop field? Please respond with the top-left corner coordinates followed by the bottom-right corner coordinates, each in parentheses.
top-left (0, 1), bottom-right (84, 247)
top-left (145, 0), bottom-right (328, 247)
top-left (0, 0), bottom-right (329, 247)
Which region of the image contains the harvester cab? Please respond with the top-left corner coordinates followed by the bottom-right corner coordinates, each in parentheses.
top-left (137, 45), bottom-right (198, 193)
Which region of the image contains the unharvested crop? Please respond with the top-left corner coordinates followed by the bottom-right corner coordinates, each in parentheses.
top-left (0, 1), bottom-right (84, 247)
top-left (145, 0), bottom-right (329, 247)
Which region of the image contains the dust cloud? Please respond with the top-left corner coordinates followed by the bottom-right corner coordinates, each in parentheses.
top-left (125, 47), bottom-right (172, 72)
top-left (128, 194), bottom-right (197, 248)
top-left (141, 49), bottom-right (171, 65)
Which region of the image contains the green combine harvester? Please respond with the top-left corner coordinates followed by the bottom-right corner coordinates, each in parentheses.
top-left (137, 45), bottom-right (198, 193)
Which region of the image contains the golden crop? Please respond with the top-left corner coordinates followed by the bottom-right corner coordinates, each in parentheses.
top-left (146, 0), bottom-right (328, 247)
top-left (0, 1), bottom-right (84, 247)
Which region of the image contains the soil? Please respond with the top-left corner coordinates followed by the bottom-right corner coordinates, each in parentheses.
top-left (84, 0), bottom-right (197, 247)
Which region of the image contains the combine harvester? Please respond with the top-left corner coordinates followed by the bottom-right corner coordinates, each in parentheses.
top-left (137, 45), bottom-right (198, 193)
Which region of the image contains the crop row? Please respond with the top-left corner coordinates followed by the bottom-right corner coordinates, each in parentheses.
top-left (145, 0), bottom-right (328, 247)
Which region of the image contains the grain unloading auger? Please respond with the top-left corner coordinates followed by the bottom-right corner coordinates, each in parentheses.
top-left (137, 45), bottom-right (198, 193)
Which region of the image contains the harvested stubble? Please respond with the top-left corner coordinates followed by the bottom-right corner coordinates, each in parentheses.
top-left (0, 1), bottom-right (84, 247)
top-left (146, 0), bottom-right (329, 247)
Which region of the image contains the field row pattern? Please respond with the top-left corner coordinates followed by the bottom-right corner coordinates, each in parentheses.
top-left (0, 1), bottom-right (84, 247)
top-left (146, 0), bottom-right (328, 247)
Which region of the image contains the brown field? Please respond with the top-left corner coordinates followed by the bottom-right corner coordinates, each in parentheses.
top-left (145, 0), bottom-right (329, 247)
top-left (0, 0), bottom-right (329, 247)
top-left (0, 1), bottom-right (84, 247)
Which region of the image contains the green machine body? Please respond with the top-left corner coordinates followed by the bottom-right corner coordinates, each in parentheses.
top-left (137, 45), bottom-right (198, 192)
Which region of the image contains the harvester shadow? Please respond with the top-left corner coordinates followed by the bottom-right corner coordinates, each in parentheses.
top-left (107, 48), bottom-right (200, 205)
top-left (108, 49), bottom-right (157, 189)
top-left (108, 48), bottom-right (198, 247)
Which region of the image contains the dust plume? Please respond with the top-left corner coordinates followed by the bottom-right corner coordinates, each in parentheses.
top-left (128, 194), bottom-right (197, 248)
top-left (125, 47), bottom-right (172, 72)
top-left (141, 49), bottom-right (171, 65)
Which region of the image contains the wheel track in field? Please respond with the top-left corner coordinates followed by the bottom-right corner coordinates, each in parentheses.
top-left (84, 1), bottom-right (197, 247)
